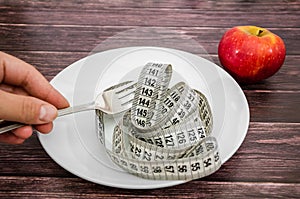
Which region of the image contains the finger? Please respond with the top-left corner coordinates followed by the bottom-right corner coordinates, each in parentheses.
top-left (0, 124), bottom-right (52, 145)
top-left (0, 132), bottom-right (26, 144)
top-left (0, 90), bottom-right (57, 124)
top-left (34, 122), bottom-right (53, 134)
top-left (12, 125), bottom-right (33, 139)
top-left (0, 84), bottom-right (29, 96)
top-left (0, 52), bottom-right (69, 109)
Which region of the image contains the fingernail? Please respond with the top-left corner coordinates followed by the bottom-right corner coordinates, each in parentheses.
top-left (39, 105), bottom-right (57, 122)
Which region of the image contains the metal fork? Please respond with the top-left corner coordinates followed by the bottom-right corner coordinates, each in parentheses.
top-left (0, 81), bottom-right (136, 134)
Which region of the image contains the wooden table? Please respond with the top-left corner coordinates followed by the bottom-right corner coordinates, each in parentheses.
top-left (0, 0), bottom-right (299, 198)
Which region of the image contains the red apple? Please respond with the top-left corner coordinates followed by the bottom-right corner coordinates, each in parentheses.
top-left (218, 26), bottom-right (286, 84)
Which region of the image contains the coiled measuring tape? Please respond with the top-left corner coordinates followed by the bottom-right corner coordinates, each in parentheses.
top-left (96, 62), bottom-right (221, 180)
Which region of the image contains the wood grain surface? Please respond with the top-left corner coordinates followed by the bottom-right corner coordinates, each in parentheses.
top-left (0, 0), bottom-right (299, 198)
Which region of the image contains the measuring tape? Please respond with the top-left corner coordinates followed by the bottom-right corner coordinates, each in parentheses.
top-left (96, 62), bottom-right (221, 180)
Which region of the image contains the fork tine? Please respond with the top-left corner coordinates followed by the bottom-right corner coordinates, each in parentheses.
top-left (116, 83), bottom-right (136, 97)
top-left (114, 81), bottom-right (136, 94)
top-left (103, 81), bottom-right (135, 93)
top-left (116, 83), bottom-right (136, 105)
top-left (118, 90), bottom-right (135, 104)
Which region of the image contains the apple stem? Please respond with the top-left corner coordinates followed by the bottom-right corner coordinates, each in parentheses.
top-left (257, 29), bottom-right (264, 36)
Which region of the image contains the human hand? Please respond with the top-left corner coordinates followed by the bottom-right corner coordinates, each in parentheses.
top-left (0, 52), bottom-right (69, 144)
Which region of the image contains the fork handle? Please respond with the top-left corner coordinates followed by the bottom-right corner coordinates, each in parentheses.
top-left (0, 102), bottom-right (95, 134)
top-left (57, 102), bottom-right (94, 116)
top-left (0, 120), bottom-right (24, 134)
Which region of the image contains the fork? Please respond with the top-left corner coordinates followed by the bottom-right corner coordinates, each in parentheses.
top-left (0, 81), bottom-right (136, 134)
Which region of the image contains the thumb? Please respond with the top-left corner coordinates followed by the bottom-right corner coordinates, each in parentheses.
top-left (0, 90), bottom-right (57, 124)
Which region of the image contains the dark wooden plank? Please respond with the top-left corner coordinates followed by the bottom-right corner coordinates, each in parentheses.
top-left (0, 133), bottom-right (73, 177)
top-left (0, 123), bottom-right (299, 183)
top-left (0, 11), bottom-right (296, 28)
top-left (246, 91), bottom-right (300, 123)
top-left (1, 0), bottom-right (299, 11)
top-left (0, 25), bottom-right (298, 55)
top-left (0, 176), bottom-right (299, 198)
top-left (0, 1), bottom-right (299, 28)
top-left (213, 122), bottom-right (300, 183)
top-left (1, 51), bottom-right (89, 81)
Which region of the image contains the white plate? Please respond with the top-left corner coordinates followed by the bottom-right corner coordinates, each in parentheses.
top-left (38, 47), bottom-right (249, 189)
